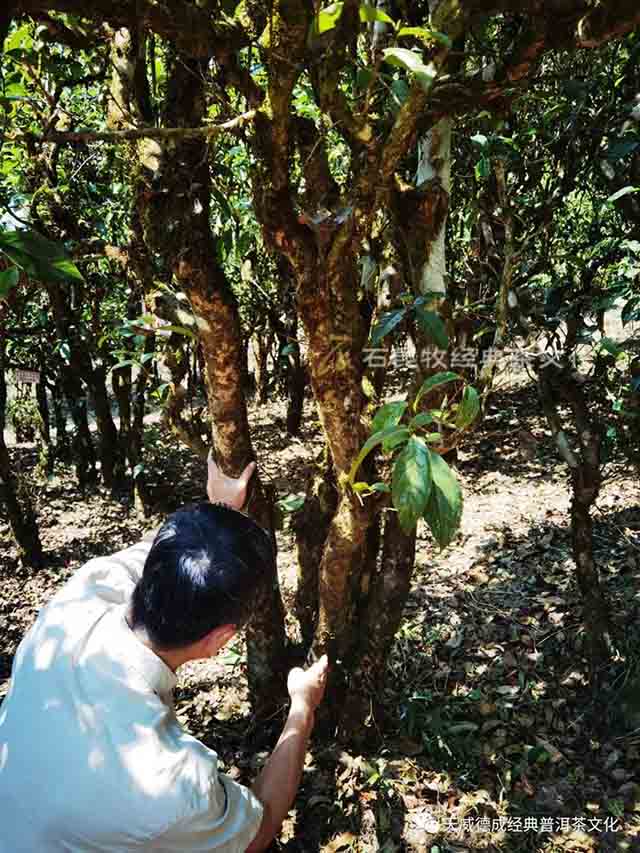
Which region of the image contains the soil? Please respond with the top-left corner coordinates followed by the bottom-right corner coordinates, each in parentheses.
top-left (1, 378), bottom-right (639, 852)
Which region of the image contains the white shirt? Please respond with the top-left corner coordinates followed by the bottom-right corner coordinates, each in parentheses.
top-left (0, 534), bottom-right (263, 852)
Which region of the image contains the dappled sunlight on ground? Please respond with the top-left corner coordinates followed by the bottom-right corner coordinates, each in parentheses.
top-left (1, 380), bottom-right (639, 851)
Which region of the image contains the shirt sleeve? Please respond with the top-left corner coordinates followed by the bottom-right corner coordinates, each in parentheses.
top-left (152, 773), bottom-right (264, 852)
top-left (57, 527), bottom-right (161, 607)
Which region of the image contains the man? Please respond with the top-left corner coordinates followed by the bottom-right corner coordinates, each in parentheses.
top-left (0, 456), bottom-right (328, 851)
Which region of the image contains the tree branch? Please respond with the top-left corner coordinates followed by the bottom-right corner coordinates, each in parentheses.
top-left (458, 0), bottom-right (640, 48)
top-left (6, 111), bottom-right (256, 145)
top-left (15, 0), bottom-right (248, 58)
top-left (32, 12), bottom-right (106, 50)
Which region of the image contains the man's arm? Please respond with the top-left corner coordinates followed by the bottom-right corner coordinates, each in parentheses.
top-left (245, 656), bottom-right (329, 853)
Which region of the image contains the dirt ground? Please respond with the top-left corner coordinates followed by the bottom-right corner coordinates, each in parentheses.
top-left (1, 377), bottom-right (639, 852)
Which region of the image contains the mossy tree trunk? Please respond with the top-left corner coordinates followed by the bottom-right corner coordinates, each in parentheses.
top-left (233, 0), bottom-right (471, 732)
top-left (122, 47), bottom-right (288, 710)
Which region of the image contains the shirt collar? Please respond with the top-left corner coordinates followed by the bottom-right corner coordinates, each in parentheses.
top-left (109, 605), bottom-right (178, 700)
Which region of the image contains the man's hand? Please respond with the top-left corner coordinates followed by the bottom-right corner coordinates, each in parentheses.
top-left (246, 654), bottom-right (330, 852)
top-left (287, 655), bottom-right (329, 714)
top-left (206, 451), bottom-right (256, 511)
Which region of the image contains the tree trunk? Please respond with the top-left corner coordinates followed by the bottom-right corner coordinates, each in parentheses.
top-left (285, 347), bottom-right (306, 437)
top-left (538, 364), bottom-right (611, 669)
top-left (129, 333), bottom-right (154, 512)
top-left (49, 379), bottom-right (70, 461)
top-left (292, 447), bottom-right (337, 647)
top-left (391, 118), bottom-right (457, 444)
top-left (253, 331), bottom-right (271, 405)
top-left (343, 510), bottom-right (416, 735)
top-left (290, 256), bottom-right (377, 720)
top-left (187, 271), bottom-right (288, 708)
top-left (90, 363), bottom-right (120, 489)
top-left (35, 370), bottom-right (53, 474)
top-left (478, 157), bottom-right (514, 394)
top-left (133, 53), bottom-right (288, 711)
top-left (0, 334), bottom-right (43, 567)
top-left (45, 283), bottom-right (97, 487)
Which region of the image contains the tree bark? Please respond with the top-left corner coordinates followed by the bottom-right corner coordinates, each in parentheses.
top-left (0, 333), bottom-right (43, 567)
top-left (133, 53), bottom-right (288, 711)
top-left (538, 364), bottom-right (611, 669)
top-left (292, 447), bottom-right (338, 647)
top-left (45, 284), bottom-right (97, 487)
top-left (343, 510), bottom-right (417, 735)
top-left (90, 363), bottom-right (120, 489)
top-left (478, 157), bottom-right (515, 395)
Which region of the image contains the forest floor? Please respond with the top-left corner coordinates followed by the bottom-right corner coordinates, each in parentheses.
top-left (1, 375), bottom-right (640, 852)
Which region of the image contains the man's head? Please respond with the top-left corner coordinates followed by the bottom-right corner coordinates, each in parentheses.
top-left (130, 502), bottom-right (274, 652)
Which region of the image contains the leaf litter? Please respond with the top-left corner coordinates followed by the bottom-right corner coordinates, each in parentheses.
top-left (1, 380), bottom-right (639, 851)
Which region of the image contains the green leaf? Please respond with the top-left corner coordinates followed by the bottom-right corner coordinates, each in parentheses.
top-left (0, 228), bottom-right (84, 283)
top-left (599, 337), bottom-right (622, 357)
top-left (133, 463), bottom-right (145, 480)
top-left (5, 25), bottom-right (33, 53)
top-left (349, 426), bottom-right (410, 482)
top-left (414, 371), bottom-right (461, 410)
top-left (392, 436), bottom-right (432, 534)
top-left (422, 450), bottom-right (463, 548)
top-left (382, 48), bottom-right (436, 90)
top-left (2, 82), bottom-right (30, 99)
top-left (111, 359), bottom-right (135, 371)
top-left (409, 411), bottom-right (435, 430)
top-left (607, 140), bottom-right (639, 161)
top-left (397, 25), bottom-right (429, 40)
top-left (277, 493), bottom-right (306, 513)
top-left (382, 427), bottom-right (411, 453)
top-left (397, 26), bottom-right (451, 46)
top-left (314, 2), bottom-right (344, 34)
top-left (0, 265), bottom-right (19, 300)
top-left (455, 386), bottom-right (480, 429)
top-left (470, 133), bottom-right (489, 147)
top-left (415, 305), bottom-right (449, 349)
top-left (359, 4), bottom-right (394, 24)
top-left (475, 155), bottom-right (491, 180)
top-left (211, 187), bottom-right (233, 222)
top-left (390, 78), bottom-right (410, 108)
top-left (371, 308), bottom-right (406, 344)
top-left (622, 297), bottom-right (640, 326)
top-left (356, 67), bottom-right (375, 92)
top-left (607, 186), bottom-right (639, 203)
top-left (371, 400), bottom-right (408, 434)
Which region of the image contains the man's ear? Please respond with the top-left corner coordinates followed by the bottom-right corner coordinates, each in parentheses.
top-left (202, 623), bottom-right (237, 657)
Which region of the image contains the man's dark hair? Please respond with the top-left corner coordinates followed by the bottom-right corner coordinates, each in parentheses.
top-left (131, 502), bottom-right (274, 649)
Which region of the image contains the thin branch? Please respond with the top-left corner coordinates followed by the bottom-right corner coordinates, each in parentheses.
top-left (6, 110), bottom-right (257, 145)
